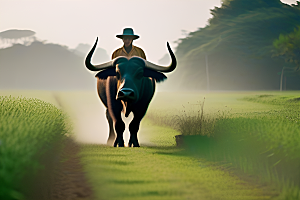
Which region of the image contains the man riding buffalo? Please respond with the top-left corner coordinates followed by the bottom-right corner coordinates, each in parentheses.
top-left (112, 28), bottom-right (146, 60)
top-left (85, 28), bottom-right (176, 147)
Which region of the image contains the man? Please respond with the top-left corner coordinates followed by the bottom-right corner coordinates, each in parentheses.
top-left (112, 28), bottom-right (146, 60)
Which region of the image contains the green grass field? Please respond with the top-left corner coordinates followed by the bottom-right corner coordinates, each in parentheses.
top-left (1, 90), bottom-right (300, 200)
top-left (78, 91), bottom-right (300, 200)
top-left (81, 119), bottom-right (275, 200)
top-left (147, 91), bottom-right (300, 200)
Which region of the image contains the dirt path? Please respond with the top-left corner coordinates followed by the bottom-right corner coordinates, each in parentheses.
top-left (24, 138), bottom-right (93, 200)
top-left (50, 138), bottom-right (93, 200)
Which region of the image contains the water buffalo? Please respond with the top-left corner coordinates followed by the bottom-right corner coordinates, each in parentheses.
top-left (85, 38), bottom-right (176, 147)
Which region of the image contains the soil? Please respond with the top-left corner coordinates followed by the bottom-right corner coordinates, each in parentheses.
top-left (50, 138), bottom-right (93, 200)
top-left (25, 138), bottom-right (94, 200)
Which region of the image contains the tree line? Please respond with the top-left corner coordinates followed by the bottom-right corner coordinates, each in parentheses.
top-left (168, 0), bottom-right (300, 91)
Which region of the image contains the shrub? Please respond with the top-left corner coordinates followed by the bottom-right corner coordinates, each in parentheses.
top-left (0, 96), bottom-right (68, 200)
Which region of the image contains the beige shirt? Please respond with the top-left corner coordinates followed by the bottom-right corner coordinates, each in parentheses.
top-left (112, 45), bottom-right (146, 60)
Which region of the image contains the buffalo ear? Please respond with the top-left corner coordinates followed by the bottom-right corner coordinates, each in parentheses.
top-left (144, 68), bottom-right (167, 83)
top-left (95, 68), bottom-right (116, 79)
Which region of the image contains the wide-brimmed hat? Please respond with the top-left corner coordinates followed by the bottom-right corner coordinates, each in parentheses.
top-left (116, 28), bottom-right (139, 40)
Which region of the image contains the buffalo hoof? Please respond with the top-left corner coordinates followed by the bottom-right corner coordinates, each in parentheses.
top-left (128, 139), bottom-right (140, 147)
top-left (114, 137), bottom-right (125, 147)
top-left (107, 138), bottom-right (115, 146)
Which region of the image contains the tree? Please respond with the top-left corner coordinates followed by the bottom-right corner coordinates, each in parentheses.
top-left (272, 26), bottom-right (300, 71)
top-left (167, 0), bottom-right (300, 90)
top-left (210, 0), bottom-right (283, 25)
top-left (0, 29), bottom-right (36, 47)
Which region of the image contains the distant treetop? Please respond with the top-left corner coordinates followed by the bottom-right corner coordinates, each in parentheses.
top-left (0, 29), bottom-right (35, 40)
top-left (0, 29), bottom-right (36, 48)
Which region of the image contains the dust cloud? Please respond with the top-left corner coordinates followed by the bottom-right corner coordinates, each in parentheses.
top-left (58, 91), bottom-right (145, 145)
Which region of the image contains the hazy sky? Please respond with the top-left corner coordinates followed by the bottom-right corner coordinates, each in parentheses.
top-left (0, 0), bottom-right (297, 62)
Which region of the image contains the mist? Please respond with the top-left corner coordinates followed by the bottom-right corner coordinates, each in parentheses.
top-left (0, 0), bottom-right (299, 91)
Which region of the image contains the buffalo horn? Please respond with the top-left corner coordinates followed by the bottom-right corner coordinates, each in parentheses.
top-left (144, 42), bottom-right (177, 73)
top-left (85, 37), bottom-right (114, 71)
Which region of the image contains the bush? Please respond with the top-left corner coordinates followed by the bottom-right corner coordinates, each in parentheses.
top-left (0, 96), bottom-right (68, 200)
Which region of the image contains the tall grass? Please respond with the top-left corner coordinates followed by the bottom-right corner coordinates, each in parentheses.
top-left (147, 93), bottom-right (300, 199)
top-left (147, 98), bottom-right (230, 136)
top-left (0, 96), bottom-right (68, 200)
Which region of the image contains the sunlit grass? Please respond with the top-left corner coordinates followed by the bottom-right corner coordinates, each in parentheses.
top-left (147, 91), bottom-right (300, 199)
top-left (81, 120), bottom-right (273, 200)
top-left (0, 96), bottom-right (68, 200)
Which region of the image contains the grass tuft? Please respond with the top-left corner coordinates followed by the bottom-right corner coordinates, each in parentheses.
top-left (0, 96), bottom-right (68, 200)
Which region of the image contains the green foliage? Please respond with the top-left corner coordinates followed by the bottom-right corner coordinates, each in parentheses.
top-left (0, 96), bottom-right (67, 200)
top-left (177, 0), bottom-right (299, 59)
top-left (170, 0), bottom-right (300, 90)
top-left (210, 0), bottom-right (283, 25)
top-left (273, 26), bottom-right (300, 72)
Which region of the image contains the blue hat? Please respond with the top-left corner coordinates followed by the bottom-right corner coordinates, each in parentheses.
top-left (116, 28), bottom-right (139, 40)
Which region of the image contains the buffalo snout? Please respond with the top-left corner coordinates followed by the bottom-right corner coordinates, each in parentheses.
top-left (117, 88), bottom-right (135, 101)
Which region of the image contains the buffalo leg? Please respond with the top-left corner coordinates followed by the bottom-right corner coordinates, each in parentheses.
top-left (128, 117), bottom-right (142, 147)
top-left (113, 115), bottom-right (125, 147)
top-left (106, 109), bottom-right (115, 146)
